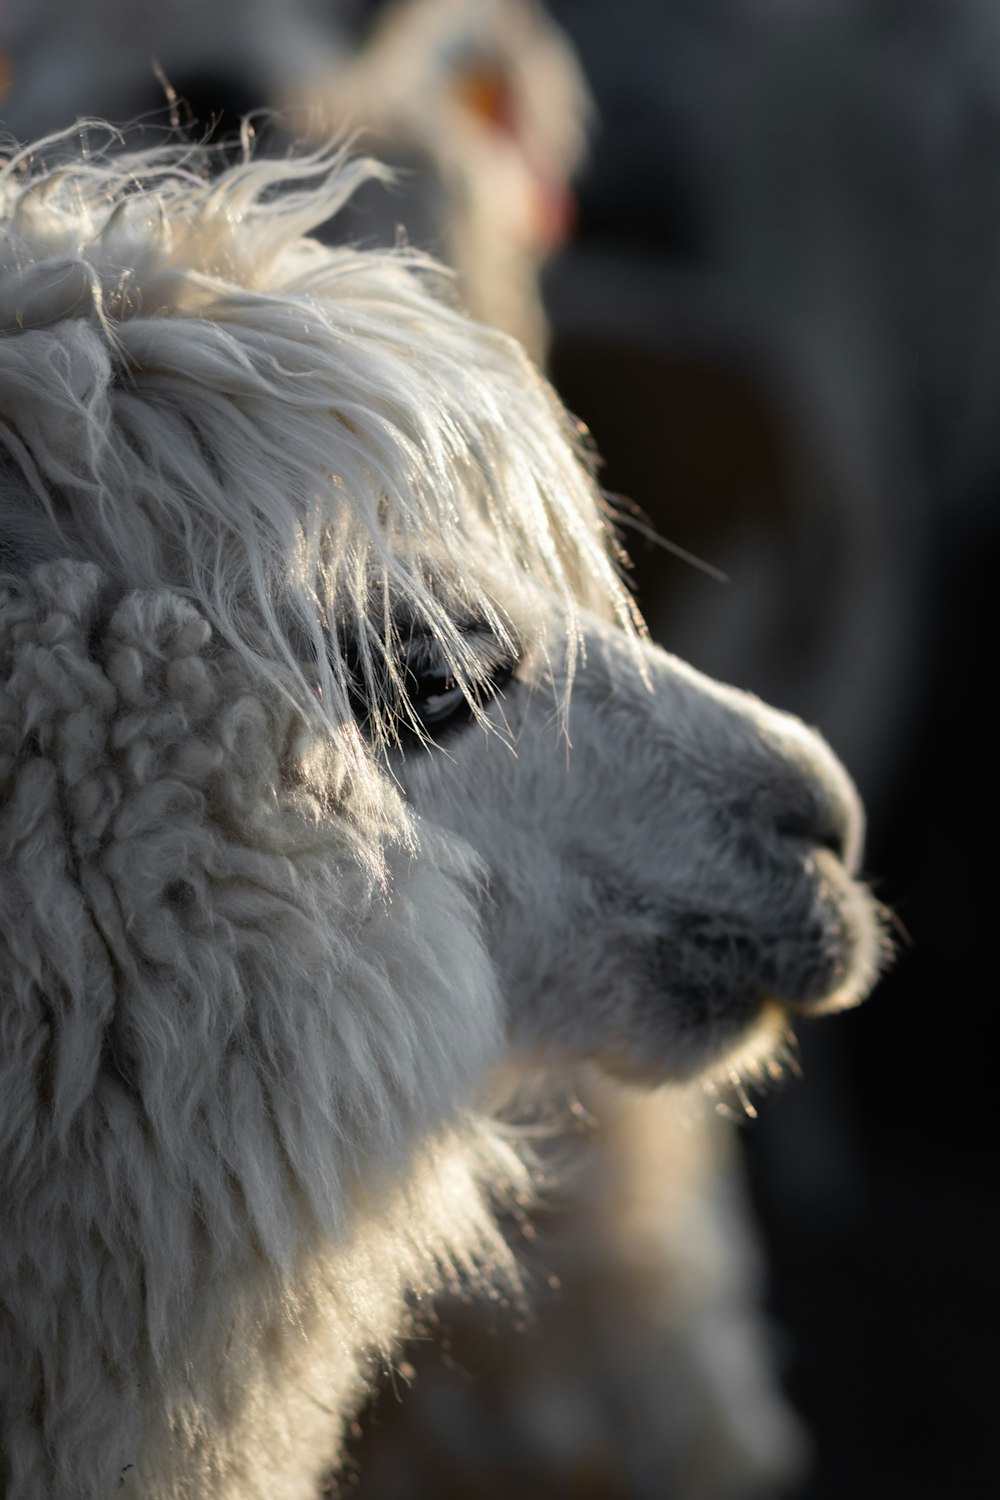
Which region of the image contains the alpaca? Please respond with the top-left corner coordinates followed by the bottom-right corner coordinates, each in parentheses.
top-left (281, 0), bottom-right (591, 362)
top-left (0, 0), bottom-right (589, 363)
top-left (2, 12), bottom-right (804, 1488)
top-left (0, 137), bottom-right (883, 1500)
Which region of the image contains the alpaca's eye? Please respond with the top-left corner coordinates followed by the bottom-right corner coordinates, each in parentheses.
top-left (401, 629), bottom-right (517, 742)
top-left (345, 622), bottom-right (518, 746)
top-left (404, 654), bottom-right (515, 736)
top-left (409, 671), bottom-right (468, 728)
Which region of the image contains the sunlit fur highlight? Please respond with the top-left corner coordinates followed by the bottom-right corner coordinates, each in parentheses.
top-left (0, 133), bottom-right (638, 778)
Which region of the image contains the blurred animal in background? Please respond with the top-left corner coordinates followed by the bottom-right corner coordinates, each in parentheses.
top-left (0, 136), bottom-right (884, 1499)
top-left (0, 0), bottom-right (588, 362)
top-left (280, 0), bottom-right (588, 362)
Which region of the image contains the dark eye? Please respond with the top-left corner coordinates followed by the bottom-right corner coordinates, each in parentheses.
top-left (405, 656), bottom-right (514, 736)
top-left (409, 670), bottom-right (469, 729)
top-left (344, 622), bottom-right (518, 747)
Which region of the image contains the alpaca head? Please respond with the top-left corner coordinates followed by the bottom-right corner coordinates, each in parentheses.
top-left (0, 136), bottom-right (884, 1496)
top-left (0, 138), bottom-right (881, 1091)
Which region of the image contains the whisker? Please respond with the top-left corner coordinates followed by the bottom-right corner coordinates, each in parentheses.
top-left (611, 507), bottom-right (731, 584)
top-left (884, 905), bottom-right (913, 947)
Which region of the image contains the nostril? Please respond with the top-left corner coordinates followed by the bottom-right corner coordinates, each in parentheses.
top-left (748, 779), bottom-right (852, 866)
top-left (775, 805), bottom-right (849, 862)
top-left (751, 715), bottom-right (865, 873)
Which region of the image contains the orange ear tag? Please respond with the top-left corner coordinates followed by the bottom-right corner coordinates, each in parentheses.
top-left (453, 63), bottom-right (517, 136)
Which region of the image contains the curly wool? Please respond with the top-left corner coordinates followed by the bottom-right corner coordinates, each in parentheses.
top-left (0, 555), bottom-right (527, 1497)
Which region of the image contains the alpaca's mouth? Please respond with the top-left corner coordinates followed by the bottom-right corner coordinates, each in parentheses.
top-left (661, 862), bottom-right (880, 1011)
top-left (607, 851), bottom-right (888, 1082)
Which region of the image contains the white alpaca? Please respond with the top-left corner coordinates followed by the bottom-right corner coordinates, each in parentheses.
top-left (0, 0), bottom-right (589, 362)
top-left (0, 138), bottom-right (883, 1500)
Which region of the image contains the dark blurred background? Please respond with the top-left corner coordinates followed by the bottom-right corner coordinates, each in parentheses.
top-left (2, 2), bottom-right (991, 1496)
top-left (543, 3), bottom-right (992, 1495)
